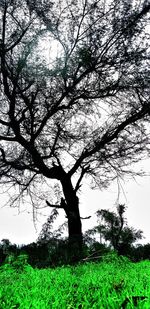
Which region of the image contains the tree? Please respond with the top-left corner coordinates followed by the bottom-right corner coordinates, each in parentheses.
top-left (0, 238), bottom-right (18, 262)
top-left (0, 239), bottom-right (11, 255)
top-left (0, 0), bottom-right (150, 260)
top-left (88, 205), bottom-right (143, 254)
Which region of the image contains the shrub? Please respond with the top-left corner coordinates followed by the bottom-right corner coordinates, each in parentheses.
top-left (2, 253), bottom-right (33, 273)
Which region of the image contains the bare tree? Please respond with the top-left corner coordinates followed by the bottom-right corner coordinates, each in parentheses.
top-left (0, 0), bottom-right (150, 258)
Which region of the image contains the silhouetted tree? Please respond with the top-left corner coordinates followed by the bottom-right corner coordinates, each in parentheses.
top-left (37, 208), bottom-right (60, 243)
top-left (0, 238), bottom-right (19, 264)
top-left (0, 0), bottom-right (150, 259)
top-left (1, 239), bottom-right (12, 255)
top-left (86, 205), bottom-right (143, 255)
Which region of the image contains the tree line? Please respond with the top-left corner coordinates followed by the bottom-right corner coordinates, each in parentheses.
top-left (0, 204), bottom-right (150, 269)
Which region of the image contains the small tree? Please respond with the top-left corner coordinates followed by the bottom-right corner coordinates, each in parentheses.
top-left (86, 204), bottom-right (143, 255)
top-left (1, 239), bottom-right (12, 255)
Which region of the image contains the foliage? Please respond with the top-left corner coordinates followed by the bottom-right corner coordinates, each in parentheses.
top-left (85, 204), bottom-right (144, 256)
top-left (131, 243), bottom-right (150, 262)
top-left (0, 253), bottom-right (32, 273)
top-left (37, 207), bottom-right (67, 244)
top-left (0, 239), bottom-right (20, 265)
top-left (101, 250), bottom-right (131, 265)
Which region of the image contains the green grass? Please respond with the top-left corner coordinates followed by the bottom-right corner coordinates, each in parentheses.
top-left (0, 253), bottom-right (150, 308)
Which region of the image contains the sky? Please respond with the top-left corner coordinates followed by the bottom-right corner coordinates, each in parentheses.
top-left (0, 158), bottom-right (149, 247)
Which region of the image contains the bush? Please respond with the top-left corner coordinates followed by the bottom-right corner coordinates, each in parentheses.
top-left (2, 253), bottom-right (33, 273)
top-left (101, 250), bottom-right (131, 266)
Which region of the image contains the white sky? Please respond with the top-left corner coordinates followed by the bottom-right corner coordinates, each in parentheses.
top-left (0, 158), bottom-right (149, 247)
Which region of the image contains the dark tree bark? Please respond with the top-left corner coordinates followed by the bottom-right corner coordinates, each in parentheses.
top-left (46, 166), bottom-right (83, 260)
top-left (65, 197), bottom-right (83, 261)
top-left (61, 178), bottom-right (83, 258)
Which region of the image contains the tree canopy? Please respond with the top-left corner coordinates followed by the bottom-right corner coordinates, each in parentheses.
top-left (0, 0), bottom-right (150, 257)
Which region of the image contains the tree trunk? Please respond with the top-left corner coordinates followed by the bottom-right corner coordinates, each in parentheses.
top-left (61, 173), bottom-right (83, 263)
top-left (48, 165), bottom-right (84, 262)
top-left (66, 196), bottom-right (83, 261)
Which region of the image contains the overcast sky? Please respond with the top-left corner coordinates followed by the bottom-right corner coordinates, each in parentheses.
top-left (0, 158), bottom-right (149, 247)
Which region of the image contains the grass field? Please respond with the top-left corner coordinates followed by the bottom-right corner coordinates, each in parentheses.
top-left (0, 253), bottom-right (150, 308)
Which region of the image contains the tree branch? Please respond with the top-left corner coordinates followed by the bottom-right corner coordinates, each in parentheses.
top-left (74, 165), bottom-right (90, 192)
top-left (0, 135), bottom-right (16, 141)
top-left (65, 215), bottom-right (91, 219)
top-left (5, 21), bottom-right (34, 53)
top-left (0, 119), bottom-right (10, 126)
top-left (80, 216), bottom-right (91, 220)
top-left (46, 197), bottom-right (67, 210)
top-left (69, 103), bottom-right (150, 177)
